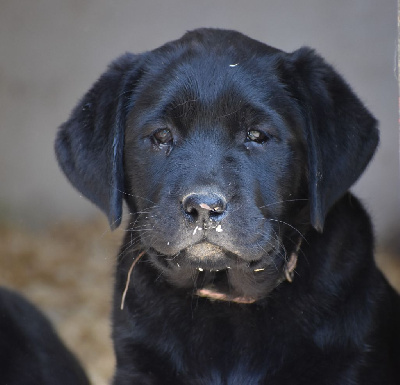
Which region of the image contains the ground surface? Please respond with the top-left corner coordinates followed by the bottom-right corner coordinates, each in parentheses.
top-left (0, 219), bottom-right (122, 384)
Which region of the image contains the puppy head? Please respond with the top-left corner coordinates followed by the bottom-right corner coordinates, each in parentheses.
top-left (55, 29), bottom-right (378, 301)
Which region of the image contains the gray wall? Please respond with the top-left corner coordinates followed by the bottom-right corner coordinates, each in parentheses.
top-left (0, 0), bottom-right (398, 247)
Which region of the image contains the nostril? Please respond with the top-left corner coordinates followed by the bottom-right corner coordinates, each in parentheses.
top-left (184, 204), bottom-right (199, 220)
top-left (182, 193), bottom-right (227, 222)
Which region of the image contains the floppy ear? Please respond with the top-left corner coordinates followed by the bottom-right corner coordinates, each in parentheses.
top-left (288, 47), bottom-right (379, 232)
top-left (55, 53), bottom-right (142, 229)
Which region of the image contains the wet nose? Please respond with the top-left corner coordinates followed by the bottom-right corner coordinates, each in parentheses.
top-left (182, 192), bottom-right (227, 223)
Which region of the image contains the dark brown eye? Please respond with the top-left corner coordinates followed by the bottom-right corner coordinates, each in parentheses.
top-left (153, 128), bottom-right (173, 145)
top-left (247, 129), bottom-right (269, 144)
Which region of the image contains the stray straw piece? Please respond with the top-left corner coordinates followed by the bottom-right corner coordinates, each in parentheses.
top-left (121, 250), bottom-right (146, 310)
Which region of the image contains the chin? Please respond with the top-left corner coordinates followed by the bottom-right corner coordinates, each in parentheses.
top-left (147, 241), bottom-right (287, 303)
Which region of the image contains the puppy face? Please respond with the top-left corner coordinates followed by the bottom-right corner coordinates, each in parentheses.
top-left (123, 42), bottom-right (309, 301)
top-left (55, 29), bottom-right (378, 303)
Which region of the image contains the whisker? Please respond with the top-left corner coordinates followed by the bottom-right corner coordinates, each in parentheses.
top-left (256, 243), bottom-right (278, 271)
top-left (259, 198), bottom-right (308, 209)
top-left (112, 186), bottom-right (158, 205)
top-left (270, 228), bottom-right (288, 262)
top-left (117, 237), bottom-right (142, 263)
top-left (267, 218), bottom-right (308, 244)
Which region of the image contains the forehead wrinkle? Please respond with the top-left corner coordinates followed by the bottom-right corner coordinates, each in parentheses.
top-left (168, 78), bottom-right (200, 116)
top-left (159, 60), bottom-right (238, 124)
top-left (127, 71), bottom-right (200, 129)
top-left (129, 50), bottom-right (289, 132)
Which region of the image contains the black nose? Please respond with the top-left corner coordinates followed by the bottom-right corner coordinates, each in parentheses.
top-left (182, 192), bottom-right (227, 222)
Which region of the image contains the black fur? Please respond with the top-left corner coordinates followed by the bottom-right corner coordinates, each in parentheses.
top-left (56, 29), bottom-right (400, 384)
top-left (0, 287), bottom-right (89, 385)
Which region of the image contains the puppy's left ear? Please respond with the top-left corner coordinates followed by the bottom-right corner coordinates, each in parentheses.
top-left (287, 48), bottom-right (379, 232)
top-left (55, 53), bottom-right (143, 229)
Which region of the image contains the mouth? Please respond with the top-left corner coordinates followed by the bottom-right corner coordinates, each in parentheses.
top-left (148, 241), bottom-right (283, 304)
top-left (192, 267), bottom-right (274, 304)
top-left (168, 241), bottom-right (273, 272)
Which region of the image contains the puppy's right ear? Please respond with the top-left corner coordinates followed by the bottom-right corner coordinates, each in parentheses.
top-left (55, 53), bottom-right (143, 229)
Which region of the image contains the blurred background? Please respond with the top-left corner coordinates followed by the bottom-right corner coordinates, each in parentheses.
top-left (0, 1), bottom-right (398, 384)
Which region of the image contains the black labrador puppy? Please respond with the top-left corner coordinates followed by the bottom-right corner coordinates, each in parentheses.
top-left (0, 287), bottom-right (89, 385)
top-left (55, 29), bottom-right (400, 384)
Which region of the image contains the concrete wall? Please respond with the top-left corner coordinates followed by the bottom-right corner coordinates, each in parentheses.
top-left (0, 0), bottom-right (398, 247)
